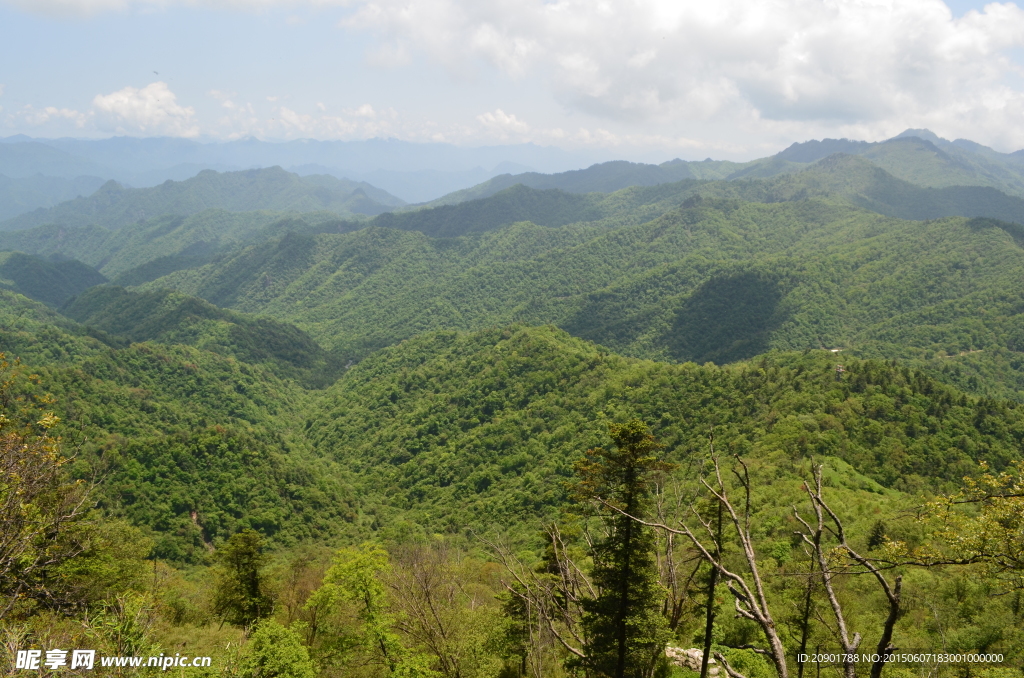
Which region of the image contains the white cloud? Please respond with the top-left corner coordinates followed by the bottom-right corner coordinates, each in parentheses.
top-left (476, 109), bottom-right (529, 139)
top-left (340, 0), bottom-right (1024, 147)
top-left (20, 105), bottom-right (89, 128)
top-left (93, 81), bottom-right (199, 137)
top-left (7, 0), bottom-right (1024, 150)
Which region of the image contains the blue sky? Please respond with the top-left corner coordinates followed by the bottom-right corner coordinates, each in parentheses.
top-left (2, 0), bottom-right (1023, 160)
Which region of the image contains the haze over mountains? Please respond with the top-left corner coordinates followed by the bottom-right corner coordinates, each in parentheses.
top-left (0, 135), bottom-right (604, 204)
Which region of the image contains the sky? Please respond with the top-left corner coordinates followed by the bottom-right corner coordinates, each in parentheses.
top-left (1, 0), bottom-right (1023, 160)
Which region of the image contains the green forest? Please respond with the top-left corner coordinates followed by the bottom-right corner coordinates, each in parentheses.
top-left (1, 135), bottom-right (1023, 678)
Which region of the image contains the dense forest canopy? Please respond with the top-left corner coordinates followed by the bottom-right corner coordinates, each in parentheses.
top-left (1, 131), bottom-right (1023, 678)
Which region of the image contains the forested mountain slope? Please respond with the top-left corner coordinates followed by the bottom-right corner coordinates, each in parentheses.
top-left (0, 209), bottom-right (352, 281)
top-left (778, 131), bottom-right (1024, 197)
top-left (704, 153), bottom-right (1024, 224)
top-left (430, 130), bottom-right (1024, 208)
top-left (0, 289), bottom-right (356, 563)
top-left (140, 196), bottom-right (1024, 399)
top-left (5, 284), bottom-right (1023, 559)
top-left (398, 154), bottom-right (1024, 240)
top-left (61, 285), bottom-right (343, 386)
top-left (424, 159), bottom-right (698, 205)
top-left (0, 166), bottom-right (403, 231)
top-left (6, 153), bottom-right (1022, 290)
top-left (309, 325), bottom-right (1024, 530)
top-left (0, 251), bottom-right (106, 306)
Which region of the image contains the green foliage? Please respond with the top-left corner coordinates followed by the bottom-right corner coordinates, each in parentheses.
top-left (574, 420), bottom-right (672, 678)
top-left (0, 250), bottom-right (106, 306)
top-left (306, 325), bottom-right (1024, 538)
top-left (241, 619), bottom-right (317, 678)
top-left (0, 290), bottom-right (357, 562)
top-left (62, 286), bottom-right (343, 387)
top-left (304, 543), bottom-right (406, 672)
top-left (136, 188), bottom-right (1024, 400)
top-left (0, 207), bottom-right (353, 280)
top-left (214, 530), bottom-right (275, 629)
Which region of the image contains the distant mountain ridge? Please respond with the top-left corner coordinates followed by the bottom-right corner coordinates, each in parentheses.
top-left (423, 160), bottom-right (696, 205)
top-left (0, 166), bottom-right (404, 231)
top-left (0, 135), bottom-right (608, 200)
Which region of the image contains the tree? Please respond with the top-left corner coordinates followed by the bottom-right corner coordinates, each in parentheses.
top-left (305, 542), bottom-right (408, 673)
top-left (573, 419), bottom-right (673, 678)
top-left (618, 459), bottom-right (909, 678)
top-left (925, 461), bottom-right (1024, 591)
top-left (0, 354), bottom-right (93, 621)
top-left (241, 619), bottom-right (317, 678)
top-left (213, 529), bottom-right (274, 630)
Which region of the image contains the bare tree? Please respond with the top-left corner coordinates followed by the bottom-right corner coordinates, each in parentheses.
top-left (484, 525), bottom-right (594, 664)
top-left (796, 467), bottom-right (901, 678)
top-left (386, 544), bottom-right (499, 678)
top-left (606, 458), bottom-right (906, 678)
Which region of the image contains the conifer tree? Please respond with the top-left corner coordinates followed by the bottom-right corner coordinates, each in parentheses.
top-left (574, 419), bottom-right (672, 678)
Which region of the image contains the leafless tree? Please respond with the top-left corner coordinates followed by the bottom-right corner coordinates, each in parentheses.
top-left (484, 525), bottom-right (594, 664)
top-left (606, 458), bottom-right (905, 678)
top-left (794, 467), bottom-right (901, 678)
top-left (386, 544), bottom-right (497, 678)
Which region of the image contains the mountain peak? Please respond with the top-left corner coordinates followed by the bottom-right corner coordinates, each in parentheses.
top-left (891, 128), bottom-right (948, 145)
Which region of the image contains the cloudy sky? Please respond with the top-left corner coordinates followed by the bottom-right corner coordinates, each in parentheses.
top-left (1, 0), bottom-right (1022, 159)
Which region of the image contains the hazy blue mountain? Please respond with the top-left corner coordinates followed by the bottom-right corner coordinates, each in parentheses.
top-left (0, 174), bottom-right (107, 221)
top-left (0, 166), bottom-right (404, 231)
top-left (0, 141), bottom-right (113, 179)
top-left (24, 136), bottom-right (607, 189)
top-left (424, 159), bottom-right (696, 205)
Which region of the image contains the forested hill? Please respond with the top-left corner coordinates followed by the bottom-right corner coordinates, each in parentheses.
top-left (0, 251), bottom-right (106, 306)
top-left (140, 196), bottom-right (1024, 400)
top-left (704, 153), bottom-right (1024, 225)
top-left (309, 325), bottom-right (1024, 531)
top-left (394, 153), bottom-right (1024, 241)
top-left (0, 289), bottom-right (356, 563)
top-left (61, 285), bottom-right (344, 387)
top-left (429, 129), bottom-right (1024, 208)
top-left (0, 166), bottom-right (404, 231)
top-left (4, 298), bottom-right (1022, 557)
top-left (0, 209), bottom-right (353, 282)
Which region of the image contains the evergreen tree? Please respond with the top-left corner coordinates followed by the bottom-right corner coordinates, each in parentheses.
top-left (574, 419), bottom-right (672, 678)
top-left (213, 529), bottom-right (274, 629)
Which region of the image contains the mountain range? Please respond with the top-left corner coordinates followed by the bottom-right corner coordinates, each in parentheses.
top-left (5, 128), bottom-right (1024, 669)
